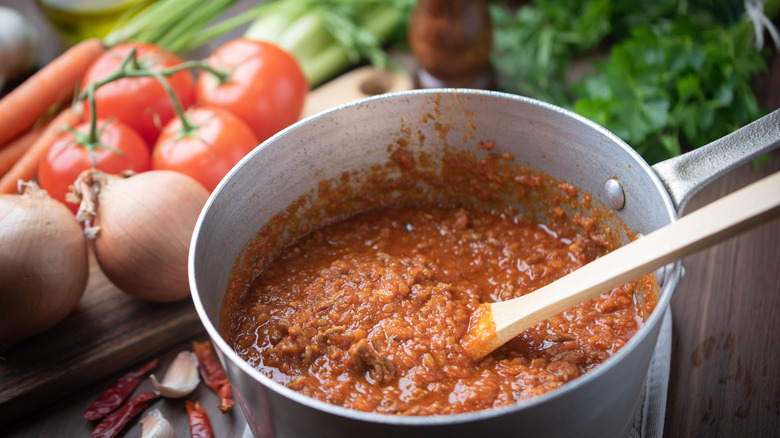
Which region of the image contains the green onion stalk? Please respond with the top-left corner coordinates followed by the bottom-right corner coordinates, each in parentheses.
top-left (104, 0), bottom-right (413, 88)
top-left (104, 0), bottom-right (240, 52)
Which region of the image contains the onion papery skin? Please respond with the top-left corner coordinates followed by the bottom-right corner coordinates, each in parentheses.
top-left (91, 171), bottom-right (209, 302)
top-left (0, 185), bottom-right (88, 349)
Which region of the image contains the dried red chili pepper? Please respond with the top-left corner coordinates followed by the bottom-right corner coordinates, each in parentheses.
top-left (83, 358), bottom-right (159, 421)
top-left (193, 340), bottom-right (234, 413)
top-left (185, 400), bottom-right (215, 438)
top-left (91, 391), bottom-right (161, 438)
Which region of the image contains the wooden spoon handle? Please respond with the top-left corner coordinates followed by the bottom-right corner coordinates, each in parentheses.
top-left (462, 171), bottom-right (780, 360)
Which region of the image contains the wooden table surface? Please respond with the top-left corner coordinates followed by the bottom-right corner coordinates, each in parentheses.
top-left (3, 2), bottom-right (779, 437)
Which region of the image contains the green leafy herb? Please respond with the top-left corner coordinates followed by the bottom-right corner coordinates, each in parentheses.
top-left (489, 0), bottom-right (775, 163)
top-left (489, 0), bottom-right (613, 104)
top-left (573, 13), bottom-right (768, 163)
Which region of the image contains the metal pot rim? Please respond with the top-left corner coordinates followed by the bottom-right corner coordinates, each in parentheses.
top-left (188, 88), bottom-right (680, 425)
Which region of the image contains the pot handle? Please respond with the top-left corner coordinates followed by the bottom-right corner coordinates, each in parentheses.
top-left (651, 109), bottom-right (780, 213)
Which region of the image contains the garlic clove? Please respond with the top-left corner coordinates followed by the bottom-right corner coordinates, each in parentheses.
top-left (150, 351), bottom-right (200, 398)
top-left (140, 408), bottom-right (175, 438)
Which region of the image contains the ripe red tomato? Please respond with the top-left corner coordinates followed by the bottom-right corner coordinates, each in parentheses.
top-left (196, 38), bottom-right (308, 144)
top-left (38, 119), bottom-right (151, 213)
top-left (152, 106), bottom-right (258, 192)
top-left (81, 42), bottom-right (196, 147)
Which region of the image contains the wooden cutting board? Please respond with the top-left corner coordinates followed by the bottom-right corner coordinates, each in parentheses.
top-left (0, 65), bottom-right (413, 425)
top-left (302, 65), bottom-right (414, 118)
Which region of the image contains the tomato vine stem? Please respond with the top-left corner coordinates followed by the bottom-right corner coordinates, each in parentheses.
top-left (78, 49), bottom-right (232, 151)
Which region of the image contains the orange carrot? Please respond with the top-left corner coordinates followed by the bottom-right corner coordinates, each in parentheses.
top-left (0, 38), bottom-right (104, 148)
top-left (0, 126), bottom-right (45, 177)
top-left (0, 107), bottom-right (81, 194)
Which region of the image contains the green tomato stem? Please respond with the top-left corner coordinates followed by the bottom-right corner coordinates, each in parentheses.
top-left (79, 48), bottom-right (221, 146)
top-left (149, 71), bottom-right (193, 132)
top-left (84, 82), bottom-right (99, 145)
top-left (167, 60), bottom-right (232, 85)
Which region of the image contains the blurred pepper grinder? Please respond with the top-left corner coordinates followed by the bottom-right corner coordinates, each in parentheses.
top-left (408, 0), bottom-right (493, 89)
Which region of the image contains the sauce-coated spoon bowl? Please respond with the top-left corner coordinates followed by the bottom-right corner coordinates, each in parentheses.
top-left (461, 171), bottom-right (780, 360)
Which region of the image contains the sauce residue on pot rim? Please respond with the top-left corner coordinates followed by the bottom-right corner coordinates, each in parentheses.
top-left (220, 136), bottom-right (658, 416)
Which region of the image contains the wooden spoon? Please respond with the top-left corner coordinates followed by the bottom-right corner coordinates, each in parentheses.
top-left (461, 171), bottom-right (780, 360)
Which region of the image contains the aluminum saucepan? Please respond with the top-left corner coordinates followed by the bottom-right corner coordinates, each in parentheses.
top-left (189, 89), bottom-right (779, 438)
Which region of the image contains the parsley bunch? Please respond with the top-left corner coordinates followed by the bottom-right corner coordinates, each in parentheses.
top-left (490, 0), bottom-right (613, 104)
top-left (573, 14), bottom-right (767, 163)
top-left (490, 0), bottom-right (775, 164)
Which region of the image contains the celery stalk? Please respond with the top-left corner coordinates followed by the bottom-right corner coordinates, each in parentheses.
top-left (245, 5), bottom-right (306, 43)
top-left (309, 2), bottom-right (408, 84)
top-left (303, 43), bottom-right (353, 86)
top-left (244, 0), bottom-right (409, 87)
top-left (276, 11), bottom-right (342, 74)
top-left (276, 10), bottom-right (331, 58)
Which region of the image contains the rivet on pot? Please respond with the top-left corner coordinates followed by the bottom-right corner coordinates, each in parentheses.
top-left (604, 178), bottom-right (625, 210)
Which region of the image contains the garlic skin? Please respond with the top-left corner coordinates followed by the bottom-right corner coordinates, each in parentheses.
top-left (140, 409), bottom-right (175, 438)
top-left (0, 7), bottom-right (39, 91)
top-left (150, 351), bottom-right (200, 398)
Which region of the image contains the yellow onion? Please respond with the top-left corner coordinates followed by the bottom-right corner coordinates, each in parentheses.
top-left (71, 169), bottom-right (209, 302)
top-left (0, 181), bottom-right (88, 349)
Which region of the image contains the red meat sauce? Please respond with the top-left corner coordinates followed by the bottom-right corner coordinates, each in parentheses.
top-left (224, 204), bottom-right (658, 415)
